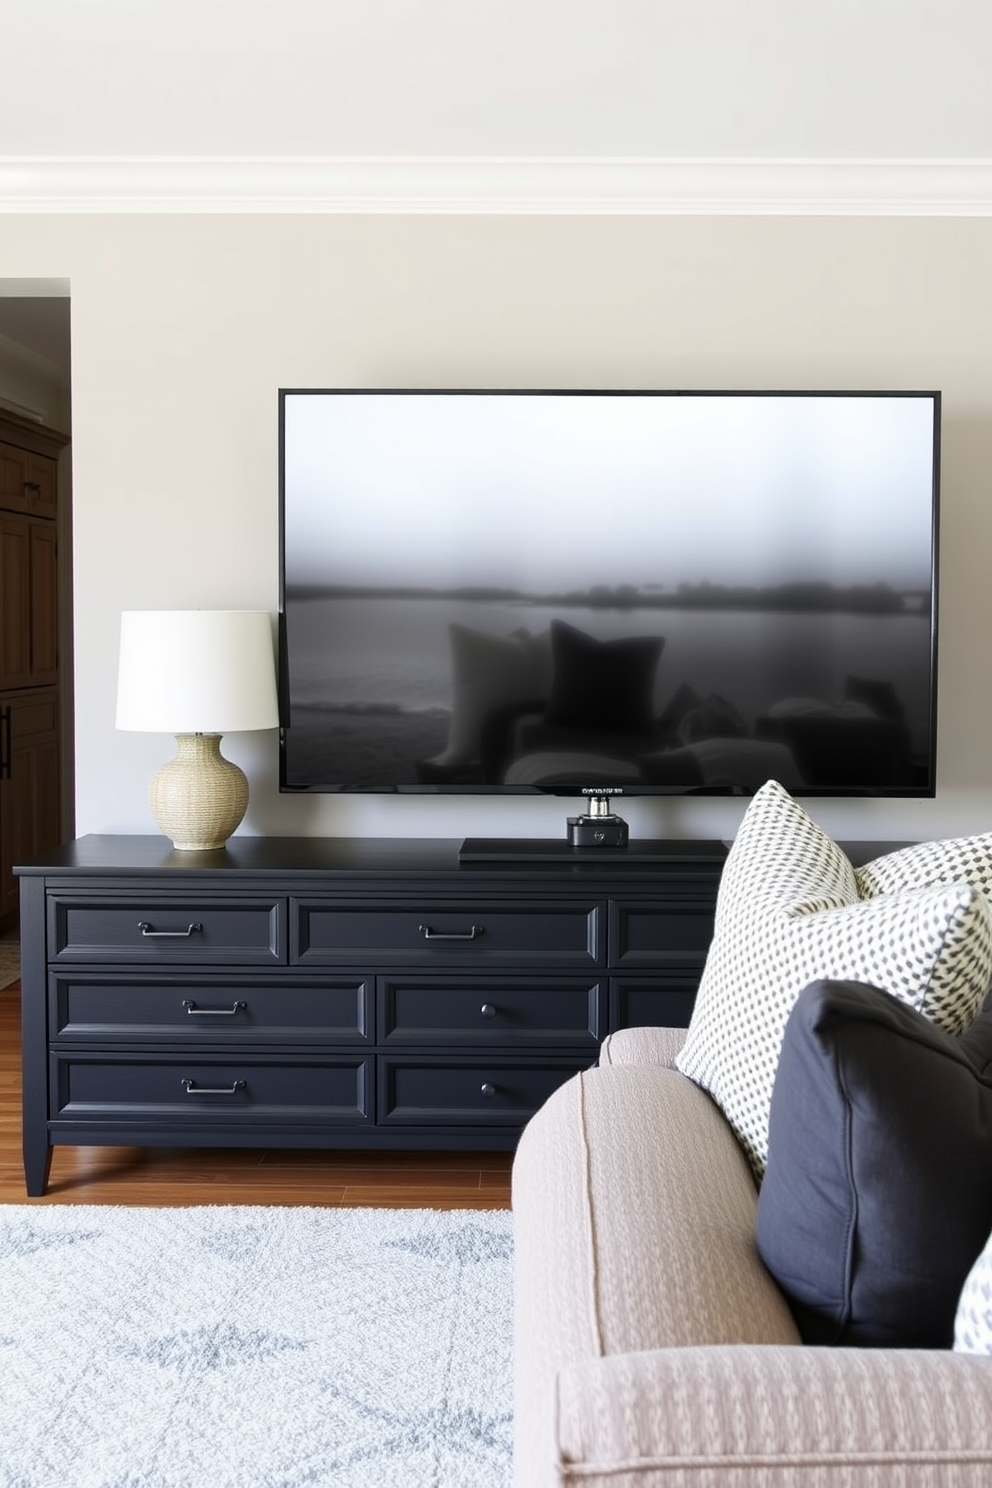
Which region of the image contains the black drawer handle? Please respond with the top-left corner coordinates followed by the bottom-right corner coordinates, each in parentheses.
top-left (181, 1078), bottom-right (246, 1095)
top-left (182, 1000), bottom-right (246, 1017)
top-left (480, 1003), bottom-right (497, 1019)
top-left (480, 1082), bottom-right (497, 1097)
top-left (139, 921), bottom-right (203, 938)
top-left (419, 923), bottom-right (484, 941)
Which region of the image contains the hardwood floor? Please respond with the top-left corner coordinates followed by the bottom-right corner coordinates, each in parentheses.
top-left (0, 982), bottom-right (512, 1209)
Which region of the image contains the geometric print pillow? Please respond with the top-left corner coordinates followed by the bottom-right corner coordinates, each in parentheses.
top-left (857, 833), bottom-right (992, 903)
top-left (955, 1229), bottom-right (992, 1355)
top-left (676, 781), bottom-right (992, 1180)
top-left (709, 778), bottom-right (859, 936)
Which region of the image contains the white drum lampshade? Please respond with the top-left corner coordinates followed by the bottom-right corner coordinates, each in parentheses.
top-left (116, 610), bottom-right (280, 851)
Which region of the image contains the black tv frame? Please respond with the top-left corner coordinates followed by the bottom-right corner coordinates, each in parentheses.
top-left (278, 387), bottom-right (940, 805)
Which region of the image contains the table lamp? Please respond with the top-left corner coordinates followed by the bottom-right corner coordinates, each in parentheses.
top-left (116, 609), bottom-right (280, 851)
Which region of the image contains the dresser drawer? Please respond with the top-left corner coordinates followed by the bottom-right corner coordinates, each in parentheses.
top-left (49, 973), bottom-right (370, 1043)
top-left (609, 899), bottom-right (716, 968)
top-left (377, 1055), bottom-right (588, 1125)
top-left (294, 899), bottom-right (604, 966)
top-left (378, 976), bottom-right (606, 1047)
top-left (50, 1054), bottom-right (370, 1123)
top-left (610, 975), bottom-right (700, 1031)
top-left (47, 895), bottom-right (286, 964)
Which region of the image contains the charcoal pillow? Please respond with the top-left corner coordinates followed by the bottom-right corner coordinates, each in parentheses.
top-left (543, 619), bottom-right (663, 735)
top-left (756, 978), bottom-right (992, 1348)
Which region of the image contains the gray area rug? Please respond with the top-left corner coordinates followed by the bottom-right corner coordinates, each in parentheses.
top-left (0, 1204), bottom-right (513, 1488)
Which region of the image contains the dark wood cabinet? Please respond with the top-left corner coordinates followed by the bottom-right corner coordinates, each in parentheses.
top-left (0, 687), bottom-right (60, 923)
top-left (0, 414), bottom-right (67, 930)
top-left (16, 833), bottom-right (726, 1195)
top-left (0, 438), bottom-right (58, 519)
top-left (0, 513), bottom-right (58, 690)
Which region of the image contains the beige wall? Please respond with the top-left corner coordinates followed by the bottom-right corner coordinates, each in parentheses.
top-left (2, 211), bottom-right (990, 845)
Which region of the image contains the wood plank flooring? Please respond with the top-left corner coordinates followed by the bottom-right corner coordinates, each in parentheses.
top-left (0, 982), bottom-right (512, 1209)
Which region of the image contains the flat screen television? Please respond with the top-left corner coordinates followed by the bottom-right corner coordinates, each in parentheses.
top-left (279, 389), bottom-right (939, 800)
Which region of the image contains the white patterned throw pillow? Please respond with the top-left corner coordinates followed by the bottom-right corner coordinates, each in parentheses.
top-left (675, 781), bottom-right (992, 1180)
top-left (857, 834), bottom-right (992, 903)
top-left (955, 1230), bottom-right (992, 1355)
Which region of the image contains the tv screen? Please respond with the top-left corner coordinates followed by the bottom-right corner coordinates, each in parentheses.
top-left (279, 389), bottom-right (939, 799)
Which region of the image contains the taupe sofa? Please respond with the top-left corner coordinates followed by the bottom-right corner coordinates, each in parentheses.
top-left (512, 1024), bottom-right (992, 1487)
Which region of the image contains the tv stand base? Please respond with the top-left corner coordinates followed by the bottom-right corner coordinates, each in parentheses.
top-left (458, 837), bottom-right (726, 864)
top-left (565, 796), bottom-right (629, 849)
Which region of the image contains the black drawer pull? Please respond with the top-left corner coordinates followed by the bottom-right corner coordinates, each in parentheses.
top-left (181, 1078), bottom-right (246, 1095)
top-left (139, 921), bottom-right (203, 938)
top-left (480, 1003), bottom-right (497, 1019)
top-left (480, 1082), bottom-right (497, 1097)
top-left (182, 999), bottom-right (246, 1017)
top-left (419, 923), bottom-right (484, 941)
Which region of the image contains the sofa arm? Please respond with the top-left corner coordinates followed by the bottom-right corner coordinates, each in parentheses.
top-left (512, 1066), bottom-right (799, 1488)
top-left (599, 1024), bottom-right (687, 1068)
top-left (557, 1344), bottom-right (992, 1487)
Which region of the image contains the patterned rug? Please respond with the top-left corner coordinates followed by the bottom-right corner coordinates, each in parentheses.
top-left (0, 1204), bottom-right (514, 1488)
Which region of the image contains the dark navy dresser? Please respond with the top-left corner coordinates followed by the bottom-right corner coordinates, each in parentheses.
top-left (15, 834), bottom-right (725, 1195)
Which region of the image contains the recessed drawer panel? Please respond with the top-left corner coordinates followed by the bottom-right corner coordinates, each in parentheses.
top-left (377, 1056), bottom-right (588, 1125)
top-left (7, 690), bottom-right (58, 740)
top-left (610, 975), bottom-right (700, 1031)
top-left (294, 899), bottom-right (604, 966)
top-left (50, 974), bottom-right (369, 1043)
top-left (48, 896), bottom-right (286, 964)
top-left (610, 900), bottom-right (716, 968)
top-left (378, 976), bottom-right (606, 1047)
top-left (50, 1055), bottom-right (370, 1123)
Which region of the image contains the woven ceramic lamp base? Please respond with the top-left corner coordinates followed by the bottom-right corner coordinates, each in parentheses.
top-left (150, 733), bottom-right (249, 851)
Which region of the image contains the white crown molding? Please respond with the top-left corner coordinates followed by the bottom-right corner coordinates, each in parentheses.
top-left (0, 156), bottom-right (991, 215)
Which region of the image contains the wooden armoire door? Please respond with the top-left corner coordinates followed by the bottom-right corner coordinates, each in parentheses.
top-left (0, 414), bottom-right (68, 929)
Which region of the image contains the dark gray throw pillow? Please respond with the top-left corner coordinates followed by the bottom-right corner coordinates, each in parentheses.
top-left (755, 978), bottom-right (992, 1348)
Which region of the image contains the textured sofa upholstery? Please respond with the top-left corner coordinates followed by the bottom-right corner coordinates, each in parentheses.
top-left (511, 1025), bottom-right (992, 1487)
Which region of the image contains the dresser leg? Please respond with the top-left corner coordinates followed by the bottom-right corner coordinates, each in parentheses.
top-left (24, 1136), bottom-right (52, 1198)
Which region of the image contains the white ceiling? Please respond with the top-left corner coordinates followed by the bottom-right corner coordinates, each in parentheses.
top-left (3, 0), bottom-right (992, 161)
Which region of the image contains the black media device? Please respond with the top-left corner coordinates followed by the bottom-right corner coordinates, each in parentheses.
top-left (567, 794), bottom-right (630, 849)
top-left (278, 389), bottom-right (940, 821)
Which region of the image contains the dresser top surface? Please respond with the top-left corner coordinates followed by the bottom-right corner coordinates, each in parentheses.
top-left (16, 833), bottom-right (732, 881)
top-left (16, 832), bottom-right (915, 883)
